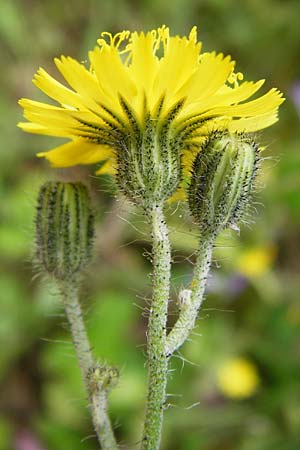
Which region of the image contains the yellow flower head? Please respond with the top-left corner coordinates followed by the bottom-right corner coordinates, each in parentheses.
top-left (18, 26), bottom-right (284, 203)
top-left (217, 357), bottom-right (260, 399)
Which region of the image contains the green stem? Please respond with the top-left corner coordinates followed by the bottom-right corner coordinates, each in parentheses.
top-left (141, 204), bottom-right (171, 450)
top-left (166, 231), bottom-right (215, 356)
top-left (91, 388), bottom-right (117, 450)
top-left (60, 282), bottom-right (118, 450)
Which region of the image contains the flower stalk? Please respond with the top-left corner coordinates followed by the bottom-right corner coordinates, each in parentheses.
top-left (141, 204), bottom-right (171, 450)
top-left (35, 182), bottom-right (118, 450)
top-left (166, 231), bottom-right (215, 356)
top-left (59, 281), bottom-right (118, 450)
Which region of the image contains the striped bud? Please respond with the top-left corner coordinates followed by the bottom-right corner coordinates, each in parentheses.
top-left (35, 182), bottom-right (94, 280)
top-left (188, 133), bottom-right (259, 235)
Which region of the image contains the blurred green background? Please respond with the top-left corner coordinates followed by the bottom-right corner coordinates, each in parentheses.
top-left (1, 0), bottom-right (300, 449)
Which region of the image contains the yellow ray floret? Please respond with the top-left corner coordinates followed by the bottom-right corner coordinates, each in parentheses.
top-left (18, 25), bottom-right (284, 192)
top-left (37, 138), bottom-right (114, 167)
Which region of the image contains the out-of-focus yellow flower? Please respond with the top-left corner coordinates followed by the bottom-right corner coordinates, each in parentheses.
top-left (237, 245), bottom-right (277, 278)
top-left (217, 357), bottom-right (260, 399)
top-left (18, 26), bottom-right (284, 200)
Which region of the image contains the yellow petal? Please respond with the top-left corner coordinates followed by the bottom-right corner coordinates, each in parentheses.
top-left (129, 32), bottom-right (158, 92)
top-left (55, 56), bottom-right (102, 101)
top-left (186, 111), bottom-right (279, 135)
top-left (95, 157), bottom-right (117, 175)
top-left (19, 98), bottom-right (109, 136)
top-left (54, 56), bottom-right (112, 118)
top-left (202, 88), bottom-right (284, 118)
top-left (154, 34), bottom-right (201, 109)
top-left (177, 52), bottom-right (235, 105)
top-left (37, 138), bottom-right (114, 167)
top-left (181, 80), bottom-right (266, 119)
top-left (128, 32), bottom-right (159, 111)
top-left (228, 112), bottom-right (279, 132)
top-left (20, 99), bottom-right (77, 125)
top-left (19, 98), bottom-right (62, 111)
top-left (33, 67), bottom-right (84, 109)
top-left (167, 187), bottom-right (187, 202)
top-left (89, 45), bottom-right (136, 103)
top-left (181, 145), bottom-right (202, 175)
top-left (18, 122), bottom-right (75, 137)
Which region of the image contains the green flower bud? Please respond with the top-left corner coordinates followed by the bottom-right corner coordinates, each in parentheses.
top-left (35, 181), bottom-right (94, 280)
top-left (188, 133), bottom-right (259, 235)
top-left (116, 97), bottom-right (183, 208)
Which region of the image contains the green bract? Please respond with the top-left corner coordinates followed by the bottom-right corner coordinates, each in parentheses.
top-left (115, 98), bottom-right (183, 208)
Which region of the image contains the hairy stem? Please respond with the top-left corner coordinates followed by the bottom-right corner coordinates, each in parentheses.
top-left (141, 204), bottom-right (171, 450)
top-left (166, 231), bottom-right (215, 356)
top-left (60, 281), bottom-right (118, 450)
top-left (91, 387), bottom-right (117, 450)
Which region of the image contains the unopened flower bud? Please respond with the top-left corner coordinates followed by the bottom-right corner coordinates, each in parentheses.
top-left (35, 181), bottom-right (94, 280)
top-left (188, 133), bottom-right (259, 235)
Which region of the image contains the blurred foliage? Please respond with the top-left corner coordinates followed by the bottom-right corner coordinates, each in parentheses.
top-left (1, 0), bottom-right (300, 449)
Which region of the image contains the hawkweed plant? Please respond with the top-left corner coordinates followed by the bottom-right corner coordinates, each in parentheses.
top-left (19, 26), bottom-right (284, 450)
